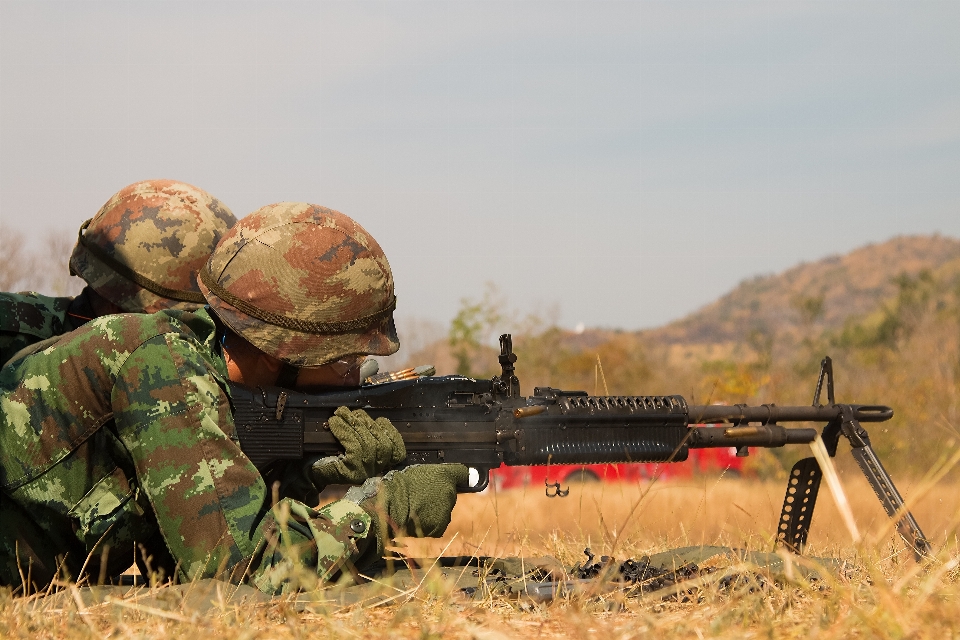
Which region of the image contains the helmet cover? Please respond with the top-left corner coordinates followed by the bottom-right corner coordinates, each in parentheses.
top-left (69, 179), bottom-right (237, 313)
top-left (199, 202), bottom-right (399, 366)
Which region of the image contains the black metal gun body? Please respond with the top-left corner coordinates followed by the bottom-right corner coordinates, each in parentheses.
top-left (233, 377), bottom-right (688, 480)
top-left (230, 375), bottom-right (887, 491)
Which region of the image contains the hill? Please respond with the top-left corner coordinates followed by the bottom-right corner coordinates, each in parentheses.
top-left (642, 234), bottom-right (960, 360)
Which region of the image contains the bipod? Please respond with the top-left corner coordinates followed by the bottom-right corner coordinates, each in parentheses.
top-left (775, 356), bottom-right (932, 561)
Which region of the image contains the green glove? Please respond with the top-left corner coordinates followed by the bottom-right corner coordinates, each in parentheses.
top-left (345, 464), bottom-right (469, 564)
top-left (306, 407), bottom-right (406, 491)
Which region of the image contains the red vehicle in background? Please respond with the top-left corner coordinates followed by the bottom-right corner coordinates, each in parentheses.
top-left (490, 426), bottom-right (746, 490)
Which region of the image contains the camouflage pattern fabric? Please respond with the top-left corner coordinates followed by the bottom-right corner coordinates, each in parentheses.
top-left (0, 292), bottom-right (77, 367)
top-left (198, 202), bottom-right (399, 367)
top-left (0, 307), bottom-right (372, 595)
top-left (70, 179), bottom-right (237, 314)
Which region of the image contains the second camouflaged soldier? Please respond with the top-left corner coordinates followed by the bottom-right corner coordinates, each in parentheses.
top-left (0, 179), bottom-right (237, 366)
top-left (0, 203), bottom-right (466, 594)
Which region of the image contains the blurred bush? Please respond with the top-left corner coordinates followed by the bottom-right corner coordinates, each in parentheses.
top-left (0, 227), bottom-right (83, 297)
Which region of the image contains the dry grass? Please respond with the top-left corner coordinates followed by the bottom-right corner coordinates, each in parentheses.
top-left (404, 473), bottom-right (960, 562)
top-left (5, 474), bottom-right (960, 639)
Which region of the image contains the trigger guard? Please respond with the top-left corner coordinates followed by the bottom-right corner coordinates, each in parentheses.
top-left (458, 467), bottom-right (490, 493)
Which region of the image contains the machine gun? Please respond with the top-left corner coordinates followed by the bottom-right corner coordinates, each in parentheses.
top-left (231, 334), bottom-right (930, 560)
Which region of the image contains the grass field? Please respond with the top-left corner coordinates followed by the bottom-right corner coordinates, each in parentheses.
top-left (4, 471), bottom-right (960, 639)
top-left (404, 471), bottom-right (960, 562)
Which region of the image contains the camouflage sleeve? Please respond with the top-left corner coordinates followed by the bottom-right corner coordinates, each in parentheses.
top-left (0, 334), bottom-right (34, 369)
top-left (110, 330), bottom-right (372, 593)
top-left (0, 292), bottom-right (73, 366)
top-left (251, 499), bottom-right (373, 594)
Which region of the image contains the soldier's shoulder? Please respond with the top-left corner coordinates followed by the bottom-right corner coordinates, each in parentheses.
top-left (79, 307), bottom-right (219, 348)
top-left (151, 306), bottom-right (219, 344)
top-left (0, 291), bottom-right (73, 337)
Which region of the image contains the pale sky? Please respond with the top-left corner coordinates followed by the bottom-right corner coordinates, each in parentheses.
top-left (1, 1), bottom-right (958, 332)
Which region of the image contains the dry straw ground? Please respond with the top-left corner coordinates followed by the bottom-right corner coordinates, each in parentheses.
top-left (4, 473), bottom-right (960, 639)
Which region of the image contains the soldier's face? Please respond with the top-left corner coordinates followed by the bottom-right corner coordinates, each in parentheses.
top-left (223, 336), bottom-right (362, 389)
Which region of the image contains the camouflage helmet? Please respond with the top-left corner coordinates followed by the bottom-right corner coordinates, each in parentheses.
top-left (69, 180), bottom-right (237, 313)
top-left (198, 202), bottom-right (399, 366)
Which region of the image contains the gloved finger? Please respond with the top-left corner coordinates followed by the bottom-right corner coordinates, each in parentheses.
top-left (351, 408), bottom-right (396, 475)
top-left (361, 411), bottom-right (393, 470)
top-left (441, 463), bottom-right (470, 488)
top-left (427, 467), bottom-right (464, 536)
top-left (349, 408), bottom-right (380, 457)
top-left (408, 513), bottom-right (452, 538)
top-left (408, 504), bottom-right (454, 538)
top-left (327, 411), bottom-right (359, 453)
top-left (374, 416), bottom-right (407, 465)
top-left (330, 406), bottom-right (373, 460)
top-left (327, 411), bottom-right (370, 479)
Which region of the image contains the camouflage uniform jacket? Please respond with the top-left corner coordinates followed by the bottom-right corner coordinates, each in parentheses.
top-left (0, 307), bottom-right (372, 594)
top-left (0, 291), bottom-right (89, 367)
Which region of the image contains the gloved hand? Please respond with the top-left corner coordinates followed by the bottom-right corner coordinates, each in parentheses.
top-left (345, 464), bottom-right (468, 562)
top-left (306, 407), bottom-right (406, 492)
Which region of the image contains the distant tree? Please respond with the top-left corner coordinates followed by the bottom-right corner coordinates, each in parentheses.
top-left (791, 293), bottom-right (825, 326)
top-left (448, 283), bottom-right (504, 377)
top-left (0, 227), bottom-right (83, 296)
top-left (0, 228), bottom-right (36, 291)
top-left (835, 270), bottom-right (936, 351)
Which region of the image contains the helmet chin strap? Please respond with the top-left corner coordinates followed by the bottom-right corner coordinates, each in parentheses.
top-left (275, 362), bottom-right (301, 389)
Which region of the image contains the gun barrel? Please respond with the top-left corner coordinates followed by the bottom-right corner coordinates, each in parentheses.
top-left (688, 425), bottom-right (818, 448)
top-left (688, 403), bottom-right (893, 425)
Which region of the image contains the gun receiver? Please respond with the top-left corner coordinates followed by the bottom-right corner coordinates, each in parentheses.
top-left (231, 335), bottom-right (930, 561)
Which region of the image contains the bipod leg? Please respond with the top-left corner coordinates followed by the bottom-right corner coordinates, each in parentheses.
top-left (775, 457), bottom-right (823, 554)
top-left (778, 355), bottom-right (839, 554)
top-left (849, 443), bottom-right (931, 561)
top-left (774, 417), bottom-right (838, 554)
top-left (839, 407), bottom-right (932, 561)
